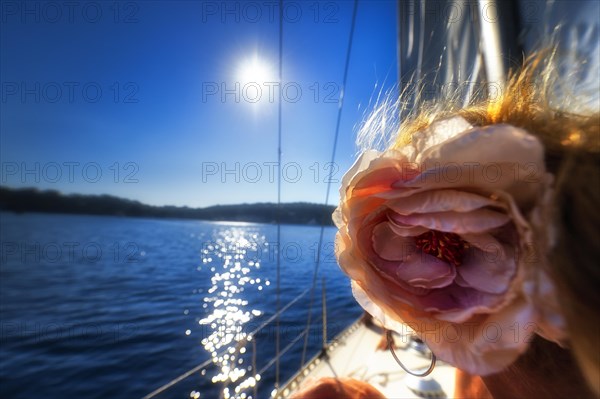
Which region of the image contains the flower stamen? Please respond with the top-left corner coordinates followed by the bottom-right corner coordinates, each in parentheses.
top-left (415, 230), bottom-right (470, 266)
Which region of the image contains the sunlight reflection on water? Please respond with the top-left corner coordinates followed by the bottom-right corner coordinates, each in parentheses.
top-left (195, 227), bottom-right (270, 399)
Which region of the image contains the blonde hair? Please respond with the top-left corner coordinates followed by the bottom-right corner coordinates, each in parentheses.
top-left (360, 49), bottom-right (600, 391)
top-left (393, 50), bottom-right (599, 158)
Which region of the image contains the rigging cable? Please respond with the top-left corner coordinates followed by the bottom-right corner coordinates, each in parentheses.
top-left (275, 0), bottom-right (284, 390)
top-left (300, 0), bottom-right (359, 367)
top-left (145, 1), bottom-right (358, 397)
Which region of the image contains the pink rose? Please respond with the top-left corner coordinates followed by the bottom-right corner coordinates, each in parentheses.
top-left (333, 117), bottom-right (565, 375)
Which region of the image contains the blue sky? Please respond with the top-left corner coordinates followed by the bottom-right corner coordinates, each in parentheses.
top-left (1, 1), bottom-right (398, 207)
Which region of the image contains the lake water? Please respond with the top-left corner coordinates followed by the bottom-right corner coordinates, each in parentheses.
top-left (0, 212), bottom-right (362, 399)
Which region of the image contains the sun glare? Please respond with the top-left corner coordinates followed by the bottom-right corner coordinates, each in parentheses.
top-left (235, 55), bottom-right (277, 110)
top-left (237, 55), bottom-right (275, 86)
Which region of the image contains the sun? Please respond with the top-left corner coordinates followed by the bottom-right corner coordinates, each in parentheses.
top-left (237, 55), bottom-right (275, 86)
top-left (235, 54), bottom-right (277, 109)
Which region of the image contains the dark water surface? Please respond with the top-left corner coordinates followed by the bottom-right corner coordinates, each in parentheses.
top-left (0, 212), bottom-right (361, 399)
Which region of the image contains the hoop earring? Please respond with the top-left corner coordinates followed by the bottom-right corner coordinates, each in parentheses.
top-left (386, 330), bottom-right (436, 377)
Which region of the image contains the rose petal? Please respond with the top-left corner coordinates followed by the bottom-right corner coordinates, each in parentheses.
top-left (352, 282), bottom-right (532, 375)
top-left (460, 232), bottom-right (508, 253)
top-left (386, 220), bottom-right (429, 237)
top-left (411, 284), bottom-right (503, 316)
top-left (394, 251), bottom-right (456, 289)
top-left (339, 150), bottom-right (380, 201)
top-left (402, 124), bottom-right (546, 206)
top-left (387, 189), bottom-right (501, 215)
top-left (340, 227), bottom-right (431, 297)
top-left (389, 209), bottom-right (510, 234)
top-left (456, 246), bottom-right (516, 294)
top-left (371, 222), bottom-right (415, 261)
top-left (344, 195), bottom-right (387, 223)
top-left (354, 166), bottom-right (400, 191)
top-left (429, 298), bottom-right (535, 375)
top-left (351, 281), bottom-right (413, 333)
top-left (351, 156), bottom-right (406, 198)
top-left (332, 207), bottom-right (343, 229)
top-left (352, 214), bottom-right (432, 297)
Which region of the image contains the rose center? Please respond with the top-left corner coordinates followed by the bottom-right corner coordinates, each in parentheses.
top-left (415, 230), bottom-right (469, 267)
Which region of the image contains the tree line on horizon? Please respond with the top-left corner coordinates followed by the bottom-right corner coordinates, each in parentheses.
top-left (0, 187), bottom-right (336, 226)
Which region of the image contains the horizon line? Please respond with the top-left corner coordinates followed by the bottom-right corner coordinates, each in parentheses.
top-left (0, 185), bottom-right (336, 210)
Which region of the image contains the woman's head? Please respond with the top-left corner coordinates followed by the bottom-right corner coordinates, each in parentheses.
top-left (417, 51), bottom-right (599, 391)
top-left (340, 49), bottom-right (599, 389)
top-left (397, 50), bottom-right (600, 391)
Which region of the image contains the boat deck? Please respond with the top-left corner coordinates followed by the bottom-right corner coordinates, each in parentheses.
top-left (277, 317), bottom-right (456, 398)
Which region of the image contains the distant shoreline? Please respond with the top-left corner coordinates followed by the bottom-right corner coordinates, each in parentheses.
top-left (0, 210), bottom-right (338, 228)
top-left (0, 187), bottom-right (336, 226)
